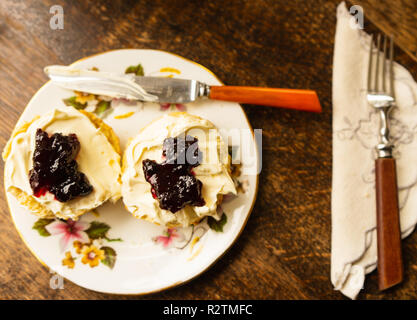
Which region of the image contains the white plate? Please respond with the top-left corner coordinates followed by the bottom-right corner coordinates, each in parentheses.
top-left (5, 49), bottom-right (259, 295)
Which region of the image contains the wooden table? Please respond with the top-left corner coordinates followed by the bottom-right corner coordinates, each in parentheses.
top-left (0, 0), bottom-right (416, 300)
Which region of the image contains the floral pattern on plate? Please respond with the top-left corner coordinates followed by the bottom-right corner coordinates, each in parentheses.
top-left (32, 218), bottom-right (121, 269)
top-left (153, 211), bottom-right (228, 250)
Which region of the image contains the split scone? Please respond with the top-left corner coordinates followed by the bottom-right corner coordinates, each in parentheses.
top-left (3, 107), bottom-right (122, 220)
top-left (121, 112), bottom-right (236, 227)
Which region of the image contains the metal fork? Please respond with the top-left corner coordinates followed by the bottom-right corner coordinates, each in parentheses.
top-left (367, 34), bottom-right (403, 290)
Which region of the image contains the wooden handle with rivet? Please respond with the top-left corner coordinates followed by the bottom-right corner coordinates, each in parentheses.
top-left (375, 157), bottom-right (403, 290)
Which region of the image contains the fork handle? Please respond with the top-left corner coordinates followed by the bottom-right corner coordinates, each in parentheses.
top-left (209, 86), bottom-right (322, 112)
top-left (375, 157), bottom-right (403, 290)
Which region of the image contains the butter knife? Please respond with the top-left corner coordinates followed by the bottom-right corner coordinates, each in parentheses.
top-left (44, 65), bottom-right (321, 112)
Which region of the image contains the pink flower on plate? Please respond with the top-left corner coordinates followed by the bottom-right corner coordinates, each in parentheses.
top-left (45, 219), bottom-right (89, 252)
top-left (154, 228), bottom-right (180, 248)
top-left (160, 103), bottom-right (186, 111)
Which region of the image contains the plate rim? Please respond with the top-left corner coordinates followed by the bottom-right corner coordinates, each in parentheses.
top-left (4, 48), bottom-right (260, 296)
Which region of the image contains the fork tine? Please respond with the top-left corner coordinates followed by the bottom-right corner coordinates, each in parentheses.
top-left (375, 34), bottom-right (381, 92)
top-left (367, 34), bottom-right (374, 91)
top-left (382, 35), bottom-right (387, 92)
top-left (389, 35), bottom-right (395, 98)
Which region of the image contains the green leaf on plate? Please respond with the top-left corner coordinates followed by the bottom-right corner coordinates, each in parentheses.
top-left (63, 96), bottom-right (87, 110)
top-left (100, 246), bottom-right (117, 269)
top-left (94, 100), bottom-right (110, 117)
top-left (207, 213), bottom-right (227, 232)
top-left (32, 218), bottom-right (55, 237)
top-left (104, 236), bottom-right (122, 242)
top-left (125, 63), bottom-right (144, 76)
top-left (85, 221), bottom-right (110, 240)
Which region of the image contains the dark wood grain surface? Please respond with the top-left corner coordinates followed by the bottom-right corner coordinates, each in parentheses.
top-left (0, 0), bottom-right (417, 300)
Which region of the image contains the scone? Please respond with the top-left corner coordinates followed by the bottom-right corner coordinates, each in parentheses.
top-left (3, 107), bottom-right (122, 220)
top-left (121, 112), bottom-right (236, 227)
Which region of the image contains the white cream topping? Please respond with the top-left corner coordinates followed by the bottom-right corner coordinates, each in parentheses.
top-left (121, 113), bottom-right (236, 227)
top-left (4, 107), bottom-right (122, 220)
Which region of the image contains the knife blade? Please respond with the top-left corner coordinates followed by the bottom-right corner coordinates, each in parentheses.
top-left (133, 75), bottom-right (204, 103)
top-left (44, 65), bottom-right (322, 112)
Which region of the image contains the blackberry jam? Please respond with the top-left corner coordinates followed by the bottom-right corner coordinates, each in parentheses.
top-left (142, 135), bottom-right (205, 213)
top-left (29, 128), bottom-right (93, 202)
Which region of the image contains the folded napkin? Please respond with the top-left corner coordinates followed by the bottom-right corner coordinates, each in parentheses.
top-left (332, 2), bottom-right (417, 299)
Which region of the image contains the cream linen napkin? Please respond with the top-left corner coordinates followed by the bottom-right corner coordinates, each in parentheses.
top-left (331, 2), bottom-right (417, 299)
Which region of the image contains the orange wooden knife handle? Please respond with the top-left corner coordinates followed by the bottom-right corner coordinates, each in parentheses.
top-left (375, 157), bottom-right (403, 290)
top-left (209, 86), bottom-right (322, 112)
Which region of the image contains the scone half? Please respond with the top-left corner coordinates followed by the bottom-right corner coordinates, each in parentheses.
top-left (121, 112), bottom-right (236, 228)
top-left (3, 107), bottom-right (122, 220)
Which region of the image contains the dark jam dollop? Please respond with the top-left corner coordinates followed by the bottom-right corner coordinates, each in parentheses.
top-left (142, 135), bottom-right (205, 213)
top-left (29, 128), bottom-right (93, 202)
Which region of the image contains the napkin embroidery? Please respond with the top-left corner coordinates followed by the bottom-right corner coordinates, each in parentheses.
top-left (336, 110), bottom-right (417, 201)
